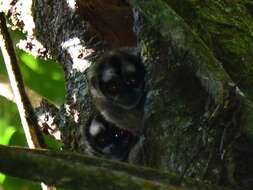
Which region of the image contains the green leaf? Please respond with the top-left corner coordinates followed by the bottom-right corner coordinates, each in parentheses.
top-left (0, 173), bottom-right (5, 184)
top-left (0, 120), bottom-right (16, 145)
top-left (0, 29), bottom-right (66, 104)
top-left (18, 50), bottom-right (65, 104)
top-left (3, 176), bottom-right (40, 190)
top-left (44, 134), bottom-right (63, 151)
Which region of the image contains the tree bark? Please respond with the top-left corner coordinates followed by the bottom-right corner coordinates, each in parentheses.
top-left (129, 0), bottom-right (253, 189)
top-left (0, 145), bottom-right (228, 190)
top-left (1, 0), bottom-right (253, 190)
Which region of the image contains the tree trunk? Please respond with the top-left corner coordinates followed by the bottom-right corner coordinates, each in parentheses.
top-left (1, 0), bottom-right (253, 190)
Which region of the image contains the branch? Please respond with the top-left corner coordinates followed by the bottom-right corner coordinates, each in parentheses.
top-left (129, 0), bottom-right (253, 188)
top-left (2, 0), bottom-right (100, 153)
top-left (163, 0), bottom-right (253, 102)
top-left (31, 0), bottom-right (106, 152)
top-left (129, 0), bottom-right (253, 135)
top-left (0, 145), bottom-right (228, 190)
top-left (36, 100), bottom-right (61, 141)
top-left (0, 75), bottom-right (15, 102)
top-left (0, 12), bottom-right (56, 190)
top-left (0, 12), bottom-right (45, 148)
top-left (129, 0), bottom-right (235, 106)
top-left (0, 75), bottom-right (43, 106)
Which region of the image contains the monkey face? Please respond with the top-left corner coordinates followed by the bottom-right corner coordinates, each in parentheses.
top-left (88, 49), bottom-right (145, 133)
top-left (90, 50), bottom-right (145, 110)
top-left (86, 115), bottom-right (139, 160)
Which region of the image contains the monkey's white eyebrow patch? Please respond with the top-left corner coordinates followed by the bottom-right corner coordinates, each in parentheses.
top-left (102, 69), bottom-right (117, 82)
top-left (90, 120), bottom-right (105, 136)
top-left (61, 37), bottom-right (92, 72)
top-left (66, 0), bottom-right (76, 10)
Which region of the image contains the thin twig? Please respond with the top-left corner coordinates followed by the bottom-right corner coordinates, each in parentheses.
top-left (0, 12), bottom-right (56, 190)
top-left (0, 75), bottom-right (15, 102)
top-left (0, 12), bottom-right (45, 148)
top-left (0, 75), bottom-right (42, 106)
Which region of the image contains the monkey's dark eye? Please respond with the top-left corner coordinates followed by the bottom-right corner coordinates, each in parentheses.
top-left (113, 129), bottom-right (124, 139)
top-left (112, 128), bottom-right (132, 146)
top-left (125, 78), bottom-right (138, 87)
top-left (107, 80), bottom-right (122, 95)
top-left (94, 135), bottom-right (112, 147)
